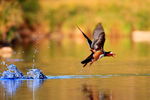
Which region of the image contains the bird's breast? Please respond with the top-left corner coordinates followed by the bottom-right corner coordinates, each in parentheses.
top-left (93, 51), bottom-right (103, 61)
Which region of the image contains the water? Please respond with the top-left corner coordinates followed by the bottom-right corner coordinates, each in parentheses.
top-left (0, 38), bottom-right (150, 100)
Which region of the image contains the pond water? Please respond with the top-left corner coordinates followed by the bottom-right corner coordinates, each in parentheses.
top-left (0, 38), bottom-right (150, 100)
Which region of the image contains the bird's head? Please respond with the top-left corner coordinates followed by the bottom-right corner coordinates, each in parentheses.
top-left (104, 51), bottom-right (115, 57)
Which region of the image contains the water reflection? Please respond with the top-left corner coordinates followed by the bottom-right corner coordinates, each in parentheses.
top-left (82, 84), bottom-right (112, 100)
top-left (0, 79), bottom-right (44, 97)
top-left (27, 79), bottom-right (44, 91)
top-left (0, 80), bottom-right (23, 96)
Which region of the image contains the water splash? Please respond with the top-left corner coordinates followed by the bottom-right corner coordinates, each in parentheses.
top-left (26, 69), bottom-right (47, 79)
top-left (1, 64), bottom-right (150, 80)
top-left (0, 61), bottom-right (8, 66)
top-left (32, 47), bottom-right (39, 69)
top-left (1, 64), bottom-right (24, 79)
top-left (0, 64), bottom-right (47, 79)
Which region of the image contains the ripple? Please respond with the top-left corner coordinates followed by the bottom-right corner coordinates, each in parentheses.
top-left (46, 73), bottom-right (150, 79)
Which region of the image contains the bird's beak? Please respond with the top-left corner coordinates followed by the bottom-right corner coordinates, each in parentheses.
top-left (112, 53), bottom-right (116, 58)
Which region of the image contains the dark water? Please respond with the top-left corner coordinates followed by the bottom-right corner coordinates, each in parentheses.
top-left (0, 38), bottom-right (150, 100)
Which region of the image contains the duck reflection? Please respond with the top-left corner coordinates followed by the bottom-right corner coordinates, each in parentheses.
top-left (0, 79), bottom-right (44, 96)
top-left (82, 84), bottom-right (112, 100)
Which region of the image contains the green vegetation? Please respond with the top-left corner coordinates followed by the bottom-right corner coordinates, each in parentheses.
top-left (0, 0), bottom-right (150, 40)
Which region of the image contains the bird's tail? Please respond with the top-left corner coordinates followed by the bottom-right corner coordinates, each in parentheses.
top-left (81, 52), bottom-right (94, 67)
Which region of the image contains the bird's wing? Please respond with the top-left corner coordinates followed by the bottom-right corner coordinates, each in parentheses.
top-left (77, 26), bottom-right (92, 48)
top-left (81, 52), bottom-right (94, 67)
top-left (91, 23), bottom-right (105, 51)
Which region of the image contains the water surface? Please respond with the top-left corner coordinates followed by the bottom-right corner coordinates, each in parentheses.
top-left (0, 38), bottom-right (150, 100)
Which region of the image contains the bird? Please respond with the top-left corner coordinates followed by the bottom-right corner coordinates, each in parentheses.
top-left (77, 23), bottom-right (115, 67)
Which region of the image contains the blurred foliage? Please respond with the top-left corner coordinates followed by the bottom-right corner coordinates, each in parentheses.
top-left (46, 5), bottom-right (89, 32)
top-left (136, 10), bottom-right (150, 30)
top-left (0, 0), bottom-right (150, 40)
top-left (0, 1), bottom-right (21, 40)
top-left (17, 0), bottom-right (41, 25)
top-left (0, 0), bottom-right (41, 40)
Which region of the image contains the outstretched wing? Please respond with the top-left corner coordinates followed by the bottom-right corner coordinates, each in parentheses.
top-left (91, 23), bottom-right (105, 51)
top-left (81, 52), bottom-right (94, 67)
top-left (77, 26), bottom-right (92, 48)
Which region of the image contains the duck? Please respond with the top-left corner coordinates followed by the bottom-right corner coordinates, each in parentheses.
top-left (77, 23), bottom-right (115, 67)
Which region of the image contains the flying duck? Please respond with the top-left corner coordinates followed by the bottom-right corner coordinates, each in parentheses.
top-left (78, 23), bottom-right (115, 67)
